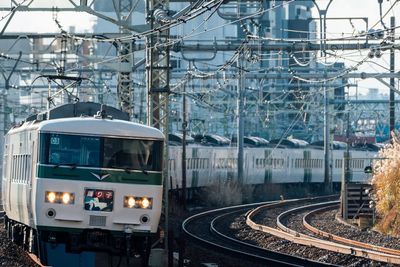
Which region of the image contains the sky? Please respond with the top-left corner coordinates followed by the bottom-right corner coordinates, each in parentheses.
top-left (0, 0), bottom-right (398, 95)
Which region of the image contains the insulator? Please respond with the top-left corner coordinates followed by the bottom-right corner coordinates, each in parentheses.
top-left (368, 50), bottom-right (375, 59)
top-left (154, 8), bottom-right (172, 24)
top-left (375, 49), bottom-right (382, 58)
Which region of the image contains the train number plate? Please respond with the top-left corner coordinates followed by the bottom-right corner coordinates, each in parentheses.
top-left (84, 189), bottom-right (114, 212)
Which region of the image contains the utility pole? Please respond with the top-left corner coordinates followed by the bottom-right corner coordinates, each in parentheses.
top-left (342, 90), bottom-right (351, 219)
top-left (237, 53), bottom-right (244, 184)
top-left (181, 70), bottom-right (188, 210)
top-left (314, 0), bottom-right (333, 194)
top-left (390, 16), bottom-right (395, 133)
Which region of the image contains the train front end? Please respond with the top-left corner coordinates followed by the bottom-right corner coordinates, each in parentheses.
top-left (34, 117), bottom-right (164, 261)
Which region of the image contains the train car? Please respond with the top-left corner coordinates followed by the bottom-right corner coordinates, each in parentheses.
top-left (168, 136), bottom-right (379, 191)
top-left (1, 102), bottom-right (164, 266)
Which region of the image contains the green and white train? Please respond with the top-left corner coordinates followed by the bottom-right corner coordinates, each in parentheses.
top-left (1, 102), bottom-right (164, 266)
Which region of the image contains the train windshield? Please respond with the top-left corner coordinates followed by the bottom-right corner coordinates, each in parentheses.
top-left (39, 133), bottom-right (163, 171)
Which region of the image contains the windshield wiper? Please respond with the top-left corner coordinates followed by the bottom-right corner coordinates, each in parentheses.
top-left (62, 163), bottom-right (77, 169)
top-left (51, 163), bottom-right (60, 168)
top-left (122, 167), bottom-right (147, 175)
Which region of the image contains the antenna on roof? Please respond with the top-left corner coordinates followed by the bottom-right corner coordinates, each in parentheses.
top-left (95, 105), bottom-right (112, 119)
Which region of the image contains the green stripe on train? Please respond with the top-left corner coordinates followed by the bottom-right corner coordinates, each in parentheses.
top-left (36, 225), bottom-right (153, 236)
top-left (37, 165), bottom-right (162, 185)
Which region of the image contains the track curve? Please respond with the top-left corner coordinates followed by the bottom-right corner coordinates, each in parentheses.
top-left (248, 200), bottom-right (400, 265)
top-left (183, 197), bottom-right (338, 266)
top-left (303, 204), bottom-right (400, 257)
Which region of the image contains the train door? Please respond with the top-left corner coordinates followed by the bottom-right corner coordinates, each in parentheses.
top-left (28, 133), bottom-right (36, 226)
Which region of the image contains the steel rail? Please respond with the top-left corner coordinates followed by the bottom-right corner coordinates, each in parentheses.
top-left (209, 208), bottom-right (336, 267)
top-left (182, 201), bottom-right (301, 266)
top-left (247, 201), bottom-right (400, 265)
top-left (303, 205), bottom-right (400, 257)
top-left (182, 196), bottom-right (337, 266)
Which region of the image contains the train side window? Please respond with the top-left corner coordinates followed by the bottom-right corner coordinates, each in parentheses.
top-left (27, 155), bottom-right (31, 183)
top-left (12, 155), bottom-right (16, 181)
top-left (15, 155), bottom-right (18, 182)
top-left (23, 155), bottom-right (27, 183)
top-left (21, 155), bottom-right (24, 183)
top-left (11, 155), bottom-right (13, 181)
top-left (18, 155), bottom-right (21, 183)
top-left (13, 155), bottom-right (16, 182)
top-left (21, 155), bottom-right (25, 183)
top-left (16, 155), bottom-right (19, 183)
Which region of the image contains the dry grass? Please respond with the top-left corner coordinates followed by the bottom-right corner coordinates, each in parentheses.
top-left (372, 134), bottom-right (400, 236)
top-left (203, 181), bottom-right (254, 207)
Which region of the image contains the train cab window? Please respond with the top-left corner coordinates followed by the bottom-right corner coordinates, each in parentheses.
top-left (40, 133), bottom-right (163, 171)
top-left (103, 138), bottom-right (162, 171)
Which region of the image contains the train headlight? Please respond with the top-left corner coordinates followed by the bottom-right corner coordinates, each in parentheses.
top-left (62, 192), bottom-right (75, 204)
top-left (45, 191), bottom-right (75, 204)
top-left (140, 197), bottom-right (151, 209)
top-left (127, 197), bottom-right (136, 208)
top-left (46, 192), bottom-right (57, 203)
top-left (124, 196), bottom-right (152, 209)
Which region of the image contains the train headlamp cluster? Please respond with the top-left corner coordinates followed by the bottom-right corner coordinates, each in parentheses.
top-left (45, 191), bottom-right (75, 204)
top-left (124, 196), bottom-right (152, 209)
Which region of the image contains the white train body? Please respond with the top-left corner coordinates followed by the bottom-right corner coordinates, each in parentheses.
top-left (1, 104), bottom-right (164, 265)
top-left (168, 145), bottom-right (377, 189)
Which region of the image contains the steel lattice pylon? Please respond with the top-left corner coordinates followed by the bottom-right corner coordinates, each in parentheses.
top-left (146, 0), bottom-right (171, 252)
top-left (117, 41), bottom-right (133, 117)
top-left (117, 0), bottom-right (133, 117)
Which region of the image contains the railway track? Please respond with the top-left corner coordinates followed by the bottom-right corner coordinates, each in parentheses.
top-left (0, 210), bottom-right (44, 267)
top-left (303, 204), bottom-right (400, 257)
top-left (247, 200), bottom-right (400, 265)
top-left (183, 197), bottom-right (338, 266)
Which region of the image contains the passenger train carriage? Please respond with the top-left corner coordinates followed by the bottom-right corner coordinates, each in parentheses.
top-left (168, 135), bottom-right (378, 190)
top-left (1, 102), bottom-right (164, 266)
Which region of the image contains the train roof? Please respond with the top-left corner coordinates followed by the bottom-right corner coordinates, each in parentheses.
top-left (310, 140), bottom-right (348, 150)
top-left (193, 134), bottom-right (231, 146)
top-left (37, 117), bottom-right (164, 139)
top-left (9, 102), bottom-right (164, 139)
top-left (351, 142), bottom-right (384, 152)
top-left (269, 138), bottom-right (309, 148)
top-left (26, 102), bottom-right (130, 121)
top-left (169, 132), bottom-right (195, 146)
top-left (231, 136), bottom-right (270, 147)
